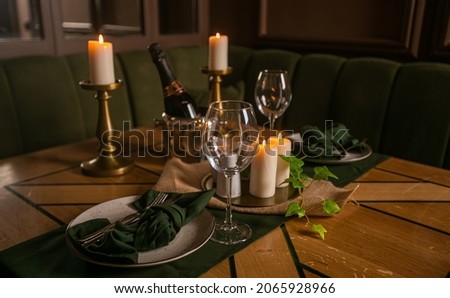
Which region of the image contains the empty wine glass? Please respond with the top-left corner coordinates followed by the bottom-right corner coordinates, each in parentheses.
top-left (254, 69), bottom-right (292, 132)
top-left (202, 100), bottom-right (259, 245)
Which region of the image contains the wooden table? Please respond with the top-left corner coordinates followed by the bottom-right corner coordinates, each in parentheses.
top-left (0, 128), bottom-right (449, 277)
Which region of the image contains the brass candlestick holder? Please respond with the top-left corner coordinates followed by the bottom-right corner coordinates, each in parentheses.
top-left (79, 79), bottom-right (134, 177)
top-left (201, 66), bottom-right (233, 102)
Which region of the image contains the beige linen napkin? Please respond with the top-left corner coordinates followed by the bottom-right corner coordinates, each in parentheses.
top-left (154, 158), bottom-right (357, 216)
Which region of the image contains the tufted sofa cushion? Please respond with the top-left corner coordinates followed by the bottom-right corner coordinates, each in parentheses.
top-left (0, 63), bottom-right (23, 157)
top-left (2, 56), bottom-right (86, 153)
top-left (116, 50), bottom-right (164, 127)
top-left (283, 54), bottom-right (346, 130)
top-left (381, 63), bottom-right (450, 167)
top-left (328, 58), bottom-right (400, 153)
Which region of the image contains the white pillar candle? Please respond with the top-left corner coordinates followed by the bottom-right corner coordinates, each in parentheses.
top-left (269, 133), bottom-right (292, 188)
top-left (88, 34), bottom-right (115, 85)
top-left (249, 140), bottom-right (277, 198)
top-left (208, 33), bottom-right (228, 70)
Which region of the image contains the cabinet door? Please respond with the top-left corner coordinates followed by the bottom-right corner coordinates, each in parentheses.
top-left (428, 0), bottom-right (450, 62)
top-left (258, 0), bottom-right (426, 59)
top-left (0, 0), bottom-right (54, 59)
top-left (56, 0), bottom-right (208, 54)
top-left (0, 0), bottom-right (209, 59)
top-left (153, 0), bottom-right (208, 48)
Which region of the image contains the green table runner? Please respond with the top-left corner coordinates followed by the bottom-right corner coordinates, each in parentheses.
top-left (0, 153), bottom-right (388, 277)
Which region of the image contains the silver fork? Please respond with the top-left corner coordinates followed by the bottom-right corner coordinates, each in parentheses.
top-left (78, 192), bottom-right (169, 247)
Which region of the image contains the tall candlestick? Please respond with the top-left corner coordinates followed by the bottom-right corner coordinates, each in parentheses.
top-left (208, 33), bottom-right (228, 70)
top-left (88, 34), bottom-right (115, 85)
top-left (269, 133), bottom-right (292, 188)
top-left (249, 140), bottom-right (277, 198)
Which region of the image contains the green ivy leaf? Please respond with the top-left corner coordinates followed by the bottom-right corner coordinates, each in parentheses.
top-left (280, 155), bottom-right (304, 176)
top-left (279, 155), bottom-right (305, 170)
top-left (313, 166), bottom-right (338, 181)
top-left (285, 202), bottom-right (306, 218)
top-left (280, 155), bottom-right (310, 189)
top-left (281, 155), bottom-right (341, 240)
top-left (322, 199), bottom-right (341, 215)
top-left (296, 172), bottom-right (310, 183)
top-left (311, 224), bottom-right (327, 240)
top-left (283, 177), bottom-right (304, 189)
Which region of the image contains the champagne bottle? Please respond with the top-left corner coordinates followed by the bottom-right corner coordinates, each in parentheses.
top-left (148, 43), bottom-right (200, 119)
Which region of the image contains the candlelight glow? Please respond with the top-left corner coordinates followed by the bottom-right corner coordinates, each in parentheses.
top-left (209, 33), bottom-right (228, 70)
top-left (88, 34), bottom-right (114, 84)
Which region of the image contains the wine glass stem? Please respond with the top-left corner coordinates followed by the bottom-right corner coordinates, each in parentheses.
top-left (268, 113), bottom-right (275, 132)
top-left (224, 174), bottom-right (233, 225)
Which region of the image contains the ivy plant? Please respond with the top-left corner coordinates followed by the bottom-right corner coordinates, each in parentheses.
top-left (280, 155), bottom-right (340, 240)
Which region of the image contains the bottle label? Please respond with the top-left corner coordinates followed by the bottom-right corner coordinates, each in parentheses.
top-left (163, 81), bottom-right (186, 97)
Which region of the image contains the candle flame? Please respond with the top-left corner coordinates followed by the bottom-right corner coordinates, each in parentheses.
top-left (98, 34), bottom-right (104, 44)
top-left (215, 32), bottom-right (221, 38)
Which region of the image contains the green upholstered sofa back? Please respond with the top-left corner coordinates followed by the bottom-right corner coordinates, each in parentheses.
top-left (1, 56), bottom-right (87, 155)
top-left (1, 46), bottom-right (449, 169)
top-left (281, 56), bottom-right (450, 169)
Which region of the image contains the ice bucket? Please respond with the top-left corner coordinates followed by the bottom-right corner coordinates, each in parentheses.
top-left (155, 113), bottom-right (204, 163)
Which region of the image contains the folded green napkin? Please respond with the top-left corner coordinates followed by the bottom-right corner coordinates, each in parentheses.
top-left (67, 188), bottom-right (216, 264)
top-left (300, 122), bottom-right (367, 159)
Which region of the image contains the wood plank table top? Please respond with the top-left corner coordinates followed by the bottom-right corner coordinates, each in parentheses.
top-left (0, 128), bottom-right (448, 278)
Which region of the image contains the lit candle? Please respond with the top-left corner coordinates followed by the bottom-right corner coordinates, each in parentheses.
top-left (208, 33), bottom-right (228, 70)
top-left (249, 140), bottom-right (277, 198)
top-left (88, 34), bottom-right (115, 85)
top-left (269, 133), bottom-right (292, 188)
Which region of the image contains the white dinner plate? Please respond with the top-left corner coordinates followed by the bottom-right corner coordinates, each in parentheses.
top-left (304, 145), bottom-right (372, 164)
top-left (65, 195), bottom-right (215, 268)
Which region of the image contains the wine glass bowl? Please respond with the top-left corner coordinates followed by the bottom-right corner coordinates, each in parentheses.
top-left (254, 69), bottom-right (292, 132)
top-left (202, 100), bottom-right (259, 245)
